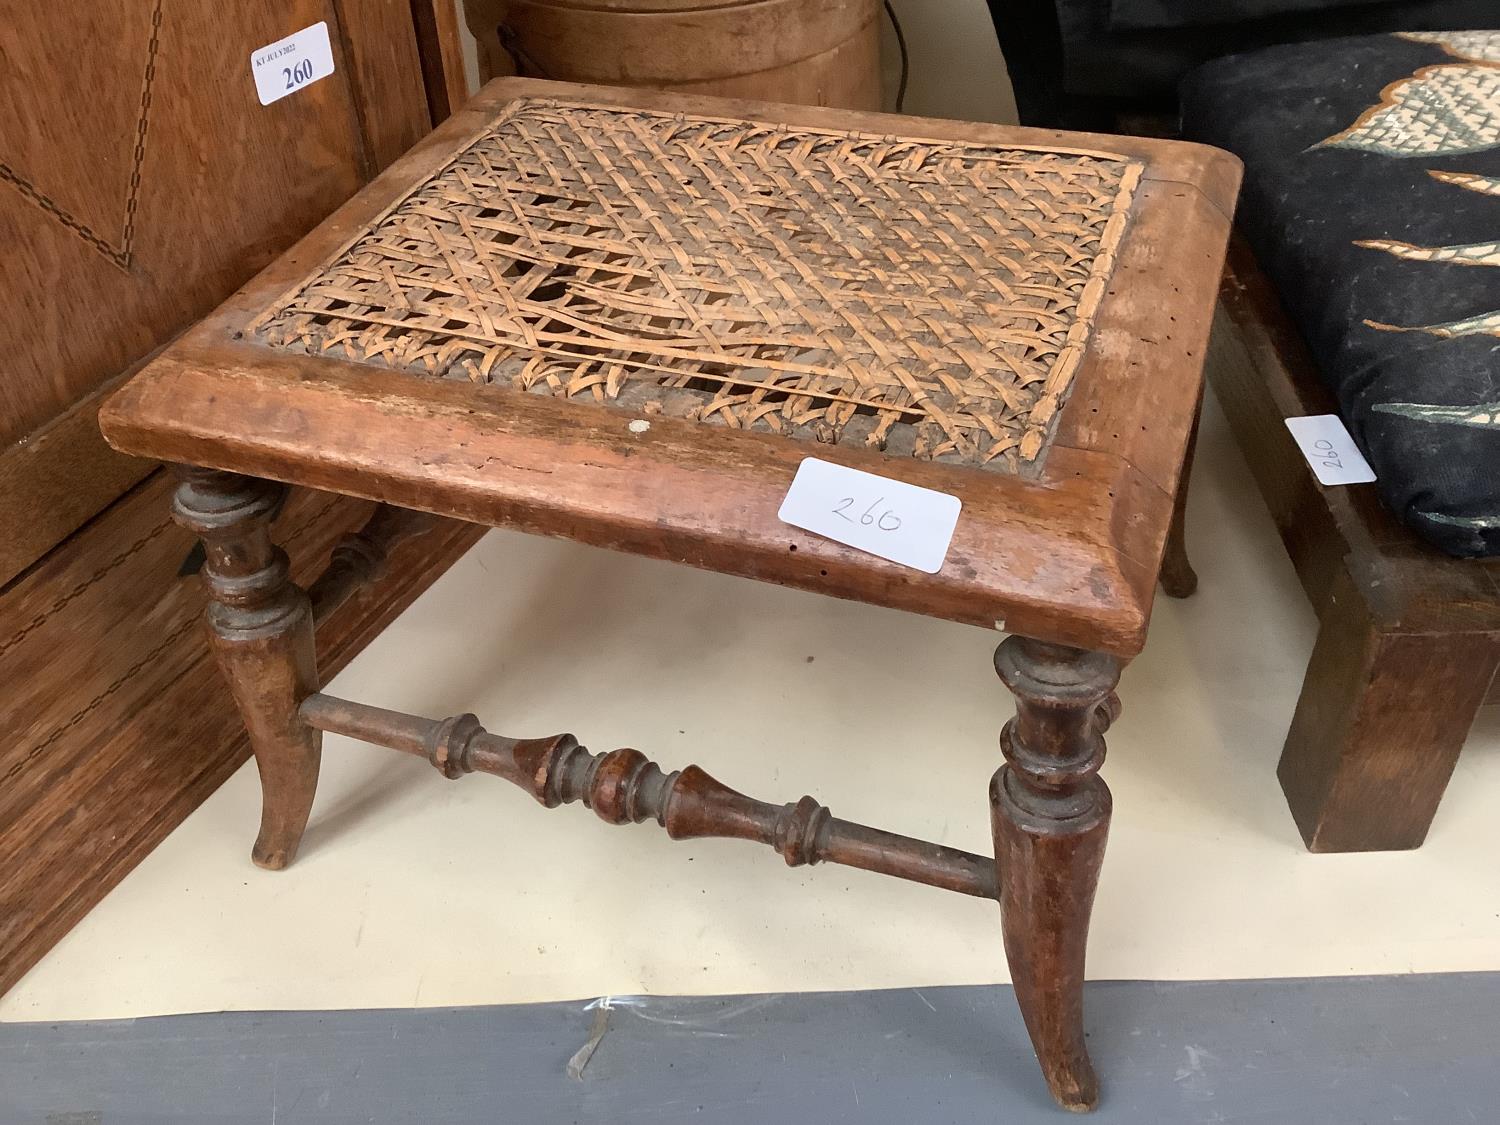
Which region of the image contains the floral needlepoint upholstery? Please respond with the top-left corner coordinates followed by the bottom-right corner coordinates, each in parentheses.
top-left (1182, 31), bottom-right (1500, 557)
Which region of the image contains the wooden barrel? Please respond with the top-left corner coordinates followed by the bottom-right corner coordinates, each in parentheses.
top-left (466, 0), bottom-right (883, 111)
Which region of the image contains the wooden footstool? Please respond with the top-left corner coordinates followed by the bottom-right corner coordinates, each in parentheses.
top-left (100, 79), bottom-right (1237, 1111)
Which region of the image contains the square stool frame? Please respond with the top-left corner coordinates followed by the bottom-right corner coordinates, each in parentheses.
top-left (101, 79), bottom-right (1238, 1111)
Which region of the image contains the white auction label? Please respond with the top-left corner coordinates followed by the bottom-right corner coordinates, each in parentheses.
top-left (250, 22), bottom-right (335, 106)
top-left (777, 458), bottom-right (961, 573)
top-left (1285, 414), bottom-right (1377, 486)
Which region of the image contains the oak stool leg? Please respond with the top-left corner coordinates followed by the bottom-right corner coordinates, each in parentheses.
top-left (173, 468), bottom-right (321, 869)
top-left (992, 637), bottom-right (1120, 1112)
top-left (1159, 396), bottom-right (1201, 599)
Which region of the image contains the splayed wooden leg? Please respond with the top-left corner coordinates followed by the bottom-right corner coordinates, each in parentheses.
top-left (991, 636), bottom-right (1120, 1112)
top-left (1160, 393), bottom-right (1201, 598)
top-left (174, 467), bottom-right (321, 869)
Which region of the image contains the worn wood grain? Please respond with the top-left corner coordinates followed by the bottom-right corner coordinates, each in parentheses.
top-left (172, 470), bottom-right (325, 871)
top-left (0, 0), bottom-right (477, 1000)
top-left (1277, 565), bottom-right (1500, 852)
top-left (0, 0), bottom-right (449, 584)
top-left (2, 1), bottom-right (366, 445)
top-left (331, 0), bottom-right (435, 173)
top-left (413, 0), bottom-right (472, 121)
top-left (300, 693), bottom-right (1000, 898)
top-left (991, 637), bottom-right (1120, 1112)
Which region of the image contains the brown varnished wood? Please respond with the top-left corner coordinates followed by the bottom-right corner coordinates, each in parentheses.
top-left (0, 0), bottom-right (476, 996)
top-left (329, 0), bottom-right (435, 175)
top-left (0, 0), bottom-right (458, 586)
top-left (103, 354), bottom-right (1160, 654)
top-left (0, 474), bottom-right (485, 996)
top-left (172, 469), bottom-right (322, 869)
top-left (90, 79), bottom-right (1238, 1110)
top-left (0, 0), bottom-right (430, 447)
top-left (992, 636), bottom-right (1119, 1112)
top-left (99, 78), bottom-right (1239, 657)
top-left (464, 0), bottom-right (883, 110)
top-left (1212, 235), bottom-right (1500, 850)
top-left (299, 694), bottom-right (999, 898)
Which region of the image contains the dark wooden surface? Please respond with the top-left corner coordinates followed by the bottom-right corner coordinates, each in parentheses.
top-left (0, 473), bottom-right (483, 996)
top-left (1158, 394), bottom-right (1201, 599)
top-left (100, 78), bottom-right (1240, 657)
top-left (412, 0), bottom-right (472, 123)
top-left (1277, 565), bottom-right (1500, 851)
top-left (300, 693), bottom-right (1000, 898)
top-left (172, 470), bottom-right (326, 871)
top-left (1210, 236), bottom-right (1500, 851)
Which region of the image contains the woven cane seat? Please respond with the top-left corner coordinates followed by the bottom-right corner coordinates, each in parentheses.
top-left (250, 98), bottom-right (1143, 473)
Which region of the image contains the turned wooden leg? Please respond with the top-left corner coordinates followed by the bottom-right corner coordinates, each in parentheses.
top-left (1159, 393), bottom-right (1200, 599)
top-left (307, 504), bottom-right (442, 624)
top-left (1278, 565), bottom-right (1500, 852)
top-left (992, 636), bottom-right (1120, 1112)
top-left (173, 468), bottom-right (321, 869)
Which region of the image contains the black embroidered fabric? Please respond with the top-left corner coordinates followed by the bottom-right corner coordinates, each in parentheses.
top-left (1183, 32), bottom-right (1500, 557)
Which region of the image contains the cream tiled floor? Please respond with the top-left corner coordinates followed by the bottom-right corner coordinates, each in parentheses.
top-left (4, 393), bottom-right (1498, 1023)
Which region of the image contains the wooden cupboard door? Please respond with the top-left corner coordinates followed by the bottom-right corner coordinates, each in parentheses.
top-left (0, 0), bottom-right (430, 448)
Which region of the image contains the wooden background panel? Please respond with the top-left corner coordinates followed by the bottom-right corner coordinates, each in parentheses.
top-left (0, 477), bottom-right (483, 996)
top-left (0, 377), bottom-right (157, 589)
top-left (0, 0), bottom-right (377, 444)
top-left (0, 0), bottom-right (473, 999)
top-left (331, 0), bottom-right (436, 171)
top-left (0, 0), bottom-right (440, 586)
top-left (0, 6), bottom-right (156, 245)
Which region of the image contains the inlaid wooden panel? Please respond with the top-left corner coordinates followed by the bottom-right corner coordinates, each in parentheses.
top-left (2, 1), bottom-right (378, 443)
top-left (0, 0), bottom-right (470, 996)
top-left (0, 0), bottom-right (437, 584)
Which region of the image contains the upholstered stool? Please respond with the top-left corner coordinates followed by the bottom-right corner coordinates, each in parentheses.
top-left (1182, 31), bottom-right (1500, 852)
top-left (101, 80), bottom-right (1237, 1111)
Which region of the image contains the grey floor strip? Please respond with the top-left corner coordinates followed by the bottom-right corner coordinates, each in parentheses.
top-left (3, 974), bottom-right (1497, 1124)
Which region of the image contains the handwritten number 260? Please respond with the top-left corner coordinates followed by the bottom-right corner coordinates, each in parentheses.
top-left (1313, 437), bottom-right (1344, 470)
top-left (832, 496), bottom-right (902, 531)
